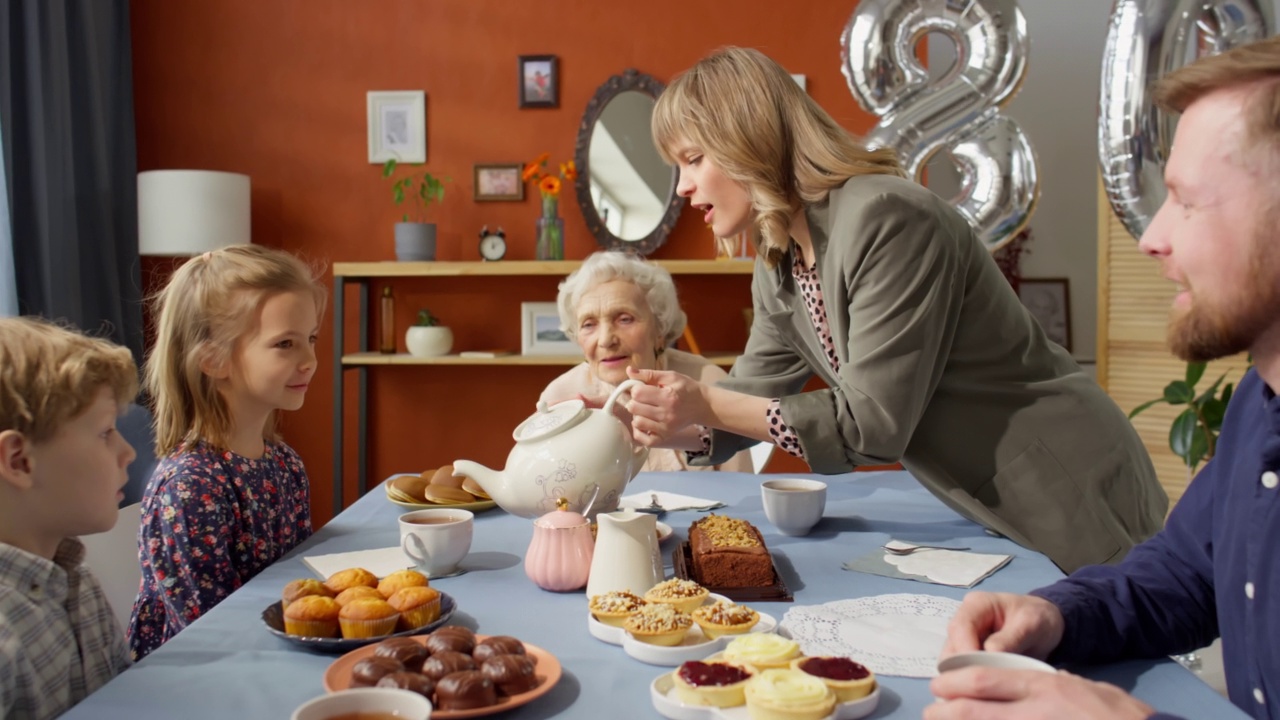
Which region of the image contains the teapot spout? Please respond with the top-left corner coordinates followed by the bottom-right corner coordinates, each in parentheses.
top-left (451, 459), bottom-right (503, 500)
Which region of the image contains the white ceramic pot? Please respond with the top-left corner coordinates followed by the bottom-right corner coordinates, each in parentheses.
top-left (405, 326), bottom-right (452, 357)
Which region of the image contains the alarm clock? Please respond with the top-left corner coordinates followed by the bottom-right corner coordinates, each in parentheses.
top-left (479, 225), bottom-right (507, 261)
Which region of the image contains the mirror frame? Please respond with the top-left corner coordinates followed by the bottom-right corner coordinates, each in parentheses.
top-left (572, 68), bottom-right (683, 256)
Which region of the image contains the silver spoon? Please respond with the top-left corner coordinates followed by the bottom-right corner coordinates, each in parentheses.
top-left (634, 493), bottom-right (665, 514)
top-left (883, 543), bottom-right (970, 555)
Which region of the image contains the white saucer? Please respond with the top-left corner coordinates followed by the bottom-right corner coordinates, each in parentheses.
top-left (657, 521), bottom-right (674, 543)
top-left (650, 670), bottom-right (880, 720)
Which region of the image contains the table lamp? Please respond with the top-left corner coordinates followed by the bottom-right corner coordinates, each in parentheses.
top-left (137, 170), bottom-right (250, 255)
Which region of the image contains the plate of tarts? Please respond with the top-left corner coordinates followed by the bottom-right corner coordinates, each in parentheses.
top-left (587, 591), bottom-right (778, 667)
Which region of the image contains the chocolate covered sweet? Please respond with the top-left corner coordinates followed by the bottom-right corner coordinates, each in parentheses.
top-left (426, 629), bottom-right (476, 655)
top-left (422, 650), bottom-right (476, 681)
top-left (435, 670), bottom-right (498, 710)
top-left (350, 656), bottom-right (404, 687)
top-left (481, 654), bottom-right (539, 696)
top-left (472, 635), bottom-right (526, 663)
top-left (376, 671), bottom-right (435, 699)
top-left (373, 637), bottom-right (430, 672)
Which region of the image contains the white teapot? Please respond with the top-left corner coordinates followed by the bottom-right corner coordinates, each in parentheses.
top-left (453, 379), bottom-right (648, 519)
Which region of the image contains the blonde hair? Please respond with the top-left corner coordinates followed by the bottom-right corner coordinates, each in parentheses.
top-left (1157, 35), bottom-right (1280, 164)
top-left (653, 46), bottom-right (903, 268)
top-left (556, 251), bottom-right (687, 346)
top-left (0, 317), bottom-right (139, 444)
top-left (145, 245), bottom-right (327, 455)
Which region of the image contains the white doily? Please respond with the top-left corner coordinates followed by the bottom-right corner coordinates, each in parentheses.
top-left (778, 593), bottom-right (961, 678)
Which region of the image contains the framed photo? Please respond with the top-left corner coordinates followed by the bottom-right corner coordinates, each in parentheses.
top-left (521, 302), bottom-right (580, 356)
top-left (367, 91), bottom-right (426, 164)
top-left (1018, 278), bottom-right (1072, 352)
top-left (474, 163), bottom-right (525, 202)
top-left (518, 55), bottom-right (559, 108)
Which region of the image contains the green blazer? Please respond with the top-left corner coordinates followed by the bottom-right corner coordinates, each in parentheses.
top-left (698, 174), bottom-right (1168, 573)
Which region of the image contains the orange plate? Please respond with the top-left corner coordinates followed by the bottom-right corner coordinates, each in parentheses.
top-left (323, 633), bottom-right (562, 719)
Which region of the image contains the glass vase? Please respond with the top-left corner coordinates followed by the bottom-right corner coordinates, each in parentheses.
top-left (536, 196), bottom-right (564, 261)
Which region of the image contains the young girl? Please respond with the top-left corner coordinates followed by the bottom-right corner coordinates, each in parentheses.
top-left (127, 245), bottom-right (325, 660)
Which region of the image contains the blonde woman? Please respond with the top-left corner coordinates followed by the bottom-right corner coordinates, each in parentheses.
top-left (541, 251), bottom-right (752, 472)
top-left (128, 245), bottom-right (326, 660)
top-left (623, 47), bottom-right (1167, 572)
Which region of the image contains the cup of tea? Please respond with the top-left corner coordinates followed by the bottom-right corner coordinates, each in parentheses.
top-left (760, 478), bottom-right (827, 536)
top-left (291, 687), bottom-right (431, 720)
top-left (399, 508), bottom-right (474, 577)
top-left (936, 651), bottom-right (1057, 675)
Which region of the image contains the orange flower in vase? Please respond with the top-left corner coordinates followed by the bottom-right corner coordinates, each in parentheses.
top-left (524, 154), bottom-right (575, 260)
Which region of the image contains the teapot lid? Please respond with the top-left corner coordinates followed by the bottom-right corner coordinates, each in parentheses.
top-left (513, 399), bottom-right (589, 443)
top-left (534, 497), bottom-right (590, 528)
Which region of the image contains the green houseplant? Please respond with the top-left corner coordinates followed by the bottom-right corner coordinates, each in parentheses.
top-left (1128, 361), bottom-right (1240, 472)
top-left (404, 308), bottom-right (452, 357)
top-left (383, 159), bottom-right (450, 261)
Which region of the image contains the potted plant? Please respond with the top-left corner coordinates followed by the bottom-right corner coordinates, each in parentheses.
top-left (405, 308), bottom-right (453, 357)
top-left (383, 159), bottom-right (450, 261)
top-left (1129, 359), bottom-right (1249, 476)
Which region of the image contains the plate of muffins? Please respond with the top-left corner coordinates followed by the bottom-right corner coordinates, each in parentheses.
top-left (386, 467), bottom-right (498, 512)
top-left (323, 628), bottom-right (563, 719)
top-left (263, 567), bottom-right (456, 652)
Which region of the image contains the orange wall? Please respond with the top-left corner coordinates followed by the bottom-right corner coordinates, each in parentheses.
top-left (131, 0), bottom-right (880, 524)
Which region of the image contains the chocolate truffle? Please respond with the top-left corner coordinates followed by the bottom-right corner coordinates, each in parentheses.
top-left (350, 656), bottom-right (404, 687)
top-left (376, 671), bottom-right (436, 699)
top-left (422, 650), bottom-right (476, 681)
top-left (472, 635), bottom-right (526, 663)
top-left (426, 629), bottom-right (476, 655)
top-left (373, 637), bottom-right (430, 673)
top-left (481, 654), bottom-right (539, 696)
top-left (435, 670), bottom-right (498, 710)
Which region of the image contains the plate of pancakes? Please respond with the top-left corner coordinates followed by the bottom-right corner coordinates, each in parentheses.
top-left (386, 465), bottom-right (499, 513)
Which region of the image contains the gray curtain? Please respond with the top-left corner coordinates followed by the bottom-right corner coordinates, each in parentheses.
top-left (0, 0), bottom-right (142, 360)
top-left (0, 119), bottom-right (15, 317)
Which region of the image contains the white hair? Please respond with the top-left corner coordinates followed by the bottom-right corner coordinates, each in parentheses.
top-left (556, 251), bottom-right (687, 346)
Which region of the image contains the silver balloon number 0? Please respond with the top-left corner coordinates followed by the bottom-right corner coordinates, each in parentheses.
top-left (1100, 0), bottom-right (1272, 240)
top-left (842, 0), bottom-right (1037, 252)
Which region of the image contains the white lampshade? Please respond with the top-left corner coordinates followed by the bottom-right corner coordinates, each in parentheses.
top-left (137, 170), bottom-right (251, 256)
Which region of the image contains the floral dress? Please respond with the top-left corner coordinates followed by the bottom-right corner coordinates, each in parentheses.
top-left (127, 441), bottom-right (311, 660)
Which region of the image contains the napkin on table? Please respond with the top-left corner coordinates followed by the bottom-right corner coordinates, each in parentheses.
top-left (618, 490), bottom-right (725, 512)
top-left (842, 540), bottom-right (1013, 588)
top-left (301, 546), bottom-right (413, 580)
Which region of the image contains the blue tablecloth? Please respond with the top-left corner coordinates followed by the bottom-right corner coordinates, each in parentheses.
top-left (64, 470), bottom-right (1244, 719)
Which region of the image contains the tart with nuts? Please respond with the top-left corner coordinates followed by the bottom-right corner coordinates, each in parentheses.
top-left (691, 599), bottom-right (760, 639)
top-left (643, 578), bottom-right (709, 614)
top-left (588, 590), bottom-right (648, 628)
top-left (623, 602), bottom-right (693, 646)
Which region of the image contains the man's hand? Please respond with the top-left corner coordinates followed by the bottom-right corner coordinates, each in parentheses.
top-left (925, 667), bottom-right (1155, 720)
top-left (941, 592), bottom-right (1065, 660)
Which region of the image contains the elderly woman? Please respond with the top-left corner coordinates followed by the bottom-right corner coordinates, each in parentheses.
top-left (540, 251), bottom-right (753, 473)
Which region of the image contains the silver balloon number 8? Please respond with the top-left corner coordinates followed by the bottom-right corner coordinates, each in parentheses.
top-left (842, 0), bottom-right (1037, 252)
top-left (1099, 0), bottom-right (1273, 240)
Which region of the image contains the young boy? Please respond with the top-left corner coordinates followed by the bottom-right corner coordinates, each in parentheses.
top-left (0, 317), bottom-right (137, 719)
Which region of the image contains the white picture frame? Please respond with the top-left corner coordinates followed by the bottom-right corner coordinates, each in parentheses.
top-left (367, 91), bottom-right (426, 164)
top-left (521, 302), bottom-right (580, 356)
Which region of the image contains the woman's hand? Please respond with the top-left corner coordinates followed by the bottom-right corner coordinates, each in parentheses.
top-left (926, 668), bottom-right (1156, 720)
top-left (623, 367), bottom-right (711, 446)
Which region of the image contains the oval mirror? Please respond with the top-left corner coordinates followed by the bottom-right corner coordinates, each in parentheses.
top-left (573, 69), bottom-right (682, 256)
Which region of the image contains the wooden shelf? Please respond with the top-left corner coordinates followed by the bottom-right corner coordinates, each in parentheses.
top-left (332, 259), bottom-right (756, 278)
top-left (342, 352), bottom-right (740, 367)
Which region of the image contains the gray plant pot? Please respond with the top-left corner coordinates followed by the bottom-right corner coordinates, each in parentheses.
top-left (394, 222), bottom-right (437, 261)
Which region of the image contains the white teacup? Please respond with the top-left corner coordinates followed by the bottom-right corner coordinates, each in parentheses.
top-left (291, 687), bottom-right (431, 720)
top-left (399, 508), bottom-right (473, 577)
top-left (936, 651), bottom-right (1057, 675)
top-left (761, 478), bottom-right (827, 536)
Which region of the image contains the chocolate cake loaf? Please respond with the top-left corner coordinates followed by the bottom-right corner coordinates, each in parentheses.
top-left (689, 515), bottom-right (775, 587)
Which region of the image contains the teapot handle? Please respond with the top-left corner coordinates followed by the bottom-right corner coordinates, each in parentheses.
top-left (603, 378), bottom-right (644, 415)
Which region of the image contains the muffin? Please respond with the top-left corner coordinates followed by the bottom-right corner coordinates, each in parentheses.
top-left (282, 595), bottom-right (340, 638)
top-left (481, 654), bottom-right (540, 696)
top-left (281, 578), bottom-right (334, 610)
top-left (350, 656), bottom-right (404, 687)
top-left (338, 597), bottom-right (400, 639)
top-left (722, 633), bottom-right (803, 670)
top-left (324, 567), bottom-right (379, 595)
top-left (743, 668), bottom-right (836, 720)
top-left (644, 578), bottom-right (709, 614)
top-left (790, 656), bottom-right (876, 701)
top-left (588, 590), bottom-right (647, 627)
top-left (378, 569), bottom-right (429, 599)
top-left (435, 670), bottom-right (498, 711)
top-left (623, 603), bottom-right (693, 646)
top-left (374, 637), bottom-right (431, 673)
top-left (692, 600), bottom-right (760, 639)
top-left (334, 585), bottom-right (384, 608)
top-left (672, 659), bottom-right (758, 708)
top-left (472, 635), bottom-right (525, 663)
top-left (387, 586), bottom-right (442, 631)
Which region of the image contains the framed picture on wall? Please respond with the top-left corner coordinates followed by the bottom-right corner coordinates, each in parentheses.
top-left (367, 91), bottom-right (426, 163)
top-left (1018, 278), bottom-right (1072, 352)
top-left (521, 302), bottom-right (579, 356)
top-left (474, 163), bottom-right (525, 201)
top-left (518, 55), bottom-right (559, 108)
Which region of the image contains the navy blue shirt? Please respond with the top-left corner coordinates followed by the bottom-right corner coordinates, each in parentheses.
top-left (1032, 368), bottom-right (1277, 719)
